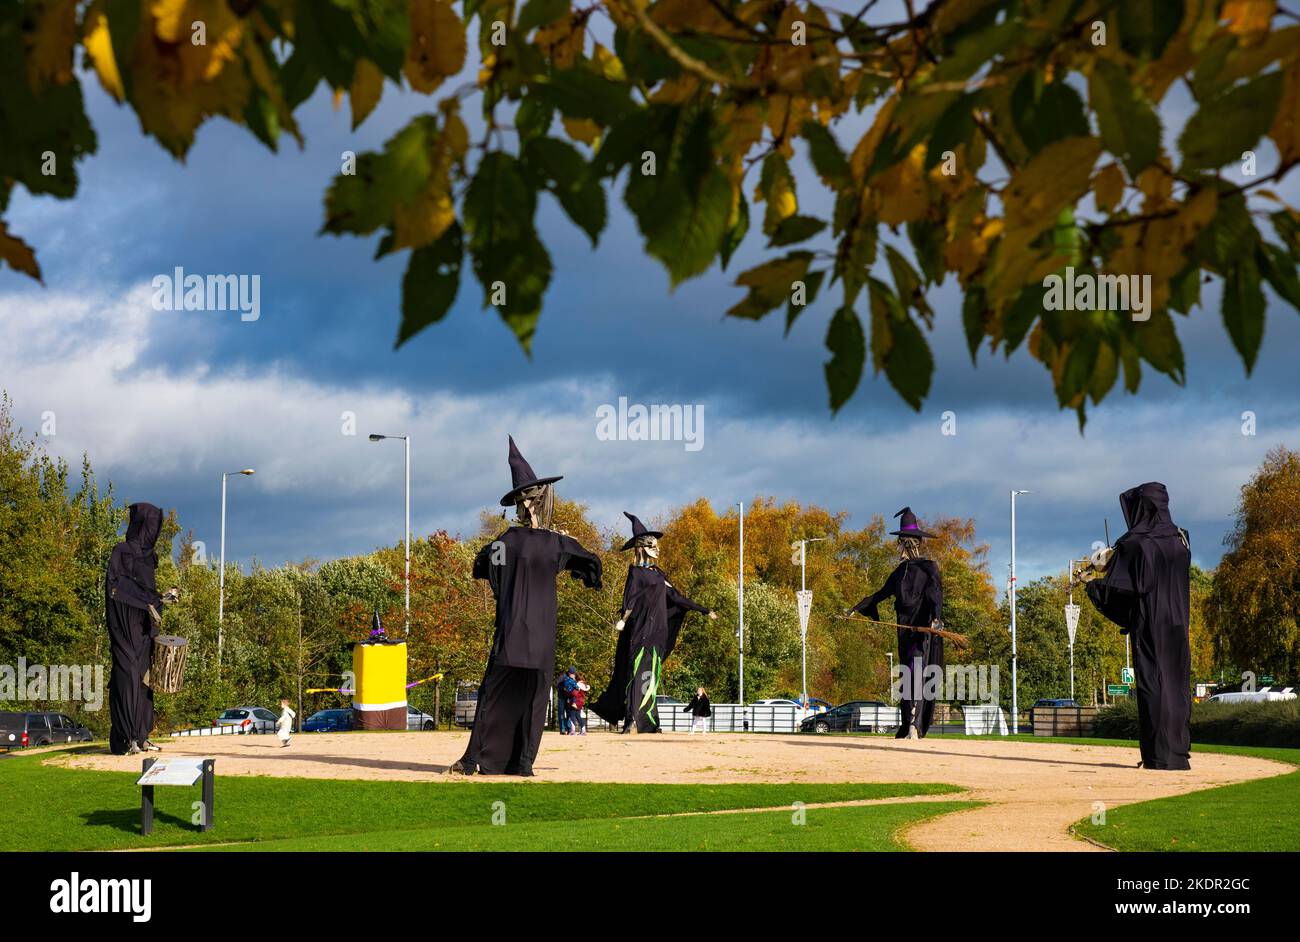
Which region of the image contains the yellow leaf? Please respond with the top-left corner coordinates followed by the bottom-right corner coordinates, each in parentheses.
top-left (350, 59), bottom-right (384, 129)
top-left (406, 0), bottom-right (467, 94)
top-left (393, 187), bottom-right (456, 250)
top-left (1003, 136), bottom-right (1102, 237)
top-left (1093, 163), bottom-right (1126, 212)
top-left (536, 15), bottom-right (585, 69)
top-left (0, 224), bottom-right (42, 281)
top-left (152, 0), bottom-right (243, 86)
top-left (868, 145), bottom-right (929, 225)
top-left (562, 116), bottom-right (601, 146)
top-left (849, 97), bottom-right (897, 183)
top-left (83, 3), bottom-right (125, 101)
top-left (1222, 0), bottom-right (1275, 35)
top-left (1269, 61), bottom-right (1300, 165)
top-left (24, 0), bottom-right (78, 90)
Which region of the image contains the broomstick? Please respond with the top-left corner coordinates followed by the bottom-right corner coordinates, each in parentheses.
top-left (833, 613), bottom-right (971, 648)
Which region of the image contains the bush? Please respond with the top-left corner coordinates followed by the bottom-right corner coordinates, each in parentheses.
top-left (1095, 697), bottom-right (1300, 748)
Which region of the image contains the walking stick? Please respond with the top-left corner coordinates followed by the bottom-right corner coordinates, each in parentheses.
top-left (833, 613), bottom-right (971, 648)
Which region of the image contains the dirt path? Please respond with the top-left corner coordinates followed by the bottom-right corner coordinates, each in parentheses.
top-left (60, 731), bottom-right (1290, 851)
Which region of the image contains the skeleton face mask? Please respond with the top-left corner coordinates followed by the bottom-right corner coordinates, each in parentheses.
top-left (634, 534), bottom-right (659, 565)
top-left (898, 535), bottom-right (923, 561)
top-left (515, 483), bottom-right (555, 530)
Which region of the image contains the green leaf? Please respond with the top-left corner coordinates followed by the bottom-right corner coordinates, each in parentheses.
top-left (800, 121), bottom-right (851, 187)
top-left (726, 252), bottom-right (814, 320)
top-left (293, 0), bottom-right (410, 87)
top-left (542, 67), bottom-right (634, 126)
top-left (515, 94), bottom-right (554, 140)
top-left (758, 152), bottom-right (797, 235)
top-left (523, 138), bottom-right (606, 245)
top-left (517, 0), bottom-right (570, 33)
top-left (1116, 0), bottom-right (1184, 60)
top-left (962, 286), bottom-right (988, 364)
top-left (322, 118), bottom-right (435, 236)
top-left (868, 278), bottom-right (932, 411)
top-left (768, 215), bottom-right (827, 247)
top-left (397, 223), bottom-right (463, 346)
top-left (1195, 190), bottom-right (1259, 271)
top-left (1012, 75), bottom-right (1089, 155)
top-left (1222, 256), bottom-right (1266, 374)
top-left (719, 195), bottom-right (749, 271)
top-left (824, 305), bottom-right (866, 413)
top-left (1002, 283), bottom-right (1046, 355)
top-left (1089, 59), bottom-right (1161, 176)
top-left (884, 244), bottom-right (932, 319)
top-left (1134, 309), bottom-right (1186, 383)
top-left (925, 94), bottom-right (976, 170)
top-left (907, 220), bottom-right (946, 284)
top-left (1257, 242), bottom-right (1300, 313)
top-left (1178, 72), bottom-right (1285, 172)
top-left (1271, 210), bottom-right (1300, 260)
top-left (787, 269), bottom-right (825, 336)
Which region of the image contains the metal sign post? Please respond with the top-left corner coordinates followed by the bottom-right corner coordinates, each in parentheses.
top-left (138, 757), bottom-right (215, 836)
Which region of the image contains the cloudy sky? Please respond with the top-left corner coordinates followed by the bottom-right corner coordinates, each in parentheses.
top-left (3, 18), bottom-right (1299, 590)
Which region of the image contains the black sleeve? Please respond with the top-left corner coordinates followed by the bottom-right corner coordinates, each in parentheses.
top-left (558, 535), bottom-right (602, 589)
top-left (1086, 539), bottom-right (1143, 634)
top-left (106, 546), bottom-right (162, 612)
top-left (666, 582), bottom-right (709, 615)
top-left (925, 563), bottom-right (943, 622)
top-left (852, 565), bottom-right (900, 621)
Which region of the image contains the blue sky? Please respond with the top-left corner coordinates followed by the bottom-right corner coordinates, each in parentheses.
top-left (3, 28), bottom-right (1299, 593)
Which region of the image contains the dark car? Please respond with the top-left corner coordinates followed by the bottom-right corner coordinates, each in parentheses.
top-left (1032, 698), bottom-right (1081, 708)
top-left (302, 709), bottom-right (353, 733)
top-left (799, 700), bottom-right (890, 733)
top-left (0, 712), bottom-right (94, 750)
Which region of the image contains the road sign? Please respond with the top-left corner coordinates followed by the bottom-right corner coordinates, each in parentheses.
top-left (796, 589), bottom-right (812, 637)
top-left (1121, 667), bottom-right (1134, 685)
top-left (1107, 684), bottom-right (1130, 696)
top-left (1063, 603), bottom-right (1080, 645)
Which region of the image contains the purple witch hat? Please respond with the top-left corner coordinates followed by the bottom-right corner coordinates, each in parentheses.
top-left (499, 435), bottom-right (563, 506)
top-left (889, 506), bottom-right (936, 539)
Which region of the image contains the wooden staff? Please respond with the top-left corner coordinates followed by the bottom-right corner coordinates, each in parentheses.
top-left (833, 613), bottom-right (971, 648)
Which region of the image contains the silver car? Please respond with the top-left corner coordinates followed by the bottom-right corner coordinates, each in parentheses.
top-left (214, 706), bottom-right (277, 733)
top-left (406, 705), bottom-right (436, 730)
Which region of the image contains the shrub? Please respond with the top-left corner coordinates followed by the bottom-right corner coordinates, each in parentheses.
top-left (1095, 697), bottom-right (1300, 748)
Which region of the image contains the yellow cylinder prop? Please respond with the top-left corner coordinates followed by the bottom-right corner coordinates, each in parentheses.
top-left (351, 641), bottom-right (408, 730)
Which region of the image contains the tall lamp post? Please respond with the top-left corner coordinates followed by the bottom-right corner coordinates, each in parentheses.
top-left (368, 434), bottom-right (411, 635)
top-left (737, 501), bottom-right (746, 731)
top-left (1009, 489), bottom-right (1030, 734)
top-left (218, 468), bottom-right (256, 671)
top-left (792, 537), bottom-right (827, 705)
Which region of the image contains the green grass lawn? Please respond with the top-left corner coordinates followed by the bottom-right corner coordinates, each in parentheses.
top-left (0, 747), bottom-right (969, 852)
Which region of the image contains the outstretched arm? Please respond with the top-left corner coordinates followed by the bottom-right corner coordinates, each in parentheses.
top-left (850, 566), bottom-right (900, 621)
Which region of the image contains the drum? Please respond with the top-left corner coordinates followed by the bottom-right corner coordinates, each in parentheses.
top-left (150, 635), bottom-right (189, 693)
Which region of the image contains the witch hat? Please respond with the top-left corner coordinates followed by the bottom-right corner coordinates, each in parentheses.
top-left (620, 511), bottom-right (664, 551)
top-left (889, 506), bottom-right (936, 539)
top-left (370, 609), bottom-right (386, 639)
top-left (499, 436), bottom-right (563, 506)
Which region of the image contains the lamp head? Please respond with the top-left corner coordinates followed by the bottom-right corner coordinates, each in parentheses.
top-left (241, 469), bottom-right (255, 476)
top-left (368, 434), bottom-right (385, 442)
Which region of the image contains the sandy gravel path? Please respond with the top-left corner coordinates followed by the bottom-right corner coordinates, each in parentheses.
top-left (59, 731), bottom-right (1290, 851)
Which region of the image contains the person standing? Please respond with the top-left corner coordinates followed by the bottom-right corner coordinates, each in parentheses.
top-left (1086, 482), bottom-right (1192, 770)
top-left (449, 438), bottom-right (602, 777)
top-left (556, 669), bottom-right (576, 734)
top-left (105, 503), bottom-right (175, 755)
top-left (569, 673), bottom-right (589, 735)
top-left (592, 512), bottom-right (715, 734)
top-left (849, 507), bottom-right (944, 740)
top-left (684, 686), bottom-right (711, 734)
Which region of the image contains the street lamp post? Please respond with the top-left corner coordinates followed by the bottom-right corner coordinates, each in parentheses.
top-left (1009, 489), bottom-right (1030, 734)
top-left (218, 468), bottom-right (255, 671)
top-left (737, 501), bottom-right (745, 731)
top-left (369, 434), bottom-right (411, 635)
top-left (793, 537), bottom-right (827, 705)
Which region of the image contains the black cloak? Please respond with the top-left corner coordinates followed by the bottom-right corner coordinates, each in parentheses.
top-left (852, 558), bottom-right (944, 738)
top-left (1086, 482), bottom-right (1192, 770)
top-left (457, 526), bottom-right (601, 775)
top-left (105, 503), bottom-right (164, 755)
top-left (592, 565), bottom-right (708, 732)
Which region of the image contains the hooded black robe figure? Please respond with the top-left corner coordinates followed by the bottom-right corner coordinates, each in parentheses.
top-left (106, 503), bottom-right (165, 755)
top-left (591, 513), bottom-right (714, 733)
top-left (850, 507), bottom-right (944, 739)
top-left (450, 438), bottom-right (602, 776)
top-left (1086, 482), bottom-right (1192, 771)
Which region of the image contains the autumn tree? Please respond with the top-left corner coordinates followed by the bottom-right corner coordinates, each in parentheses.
top-left (1207, 445), bottom-right (1300, 680)
top-left (3, 1), bottom-right (1299, 421)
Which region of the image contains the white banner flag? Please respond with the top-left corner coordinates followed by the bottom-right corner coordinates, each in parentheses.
top-left (1064, 603), bottom-right (1081, 645)
top-left (796, 589), bottom-right (813, 637)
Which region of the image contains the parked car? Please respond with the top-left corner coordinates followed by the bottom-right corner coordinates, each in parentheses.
top-left (407, 705), bottom-right (436, 731)
top-left (0, 712), bottom-right (94, 750)
top-left (214, 706), bottom-right (277, 733)
top-left (798, 697), bottom-right (833, 714)
top-left (1032, 698), bottom-right (1081, 708)
top-left (303, 709), bottom-right (354, 732)
top-left (752, 698), bottom-right (802, 707)
top-left (454, 683), bottom-right (478, 728)
top-left (655, 695), bottom-right (683, 705)
top-left (800, 700), bottom-right (890, 733)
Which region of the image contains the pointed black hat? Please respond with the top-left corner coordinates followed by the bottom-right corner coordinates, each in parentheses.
top-left (889, 506), bottom-right (935, 539)
top-left (620, 511), bottom-right (664, 551)
top-left (499, 435), bottom-right (563, 506)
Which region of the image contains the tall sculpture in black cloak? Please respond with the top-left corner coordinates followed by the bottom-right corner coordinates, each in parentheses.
top-left (1085, 482), bottom-right (1192, 770)
top-left (592, 513), bottom-right (714, 733)
top-left (105, 503), bottom-right (176, 755)
top-left (450, 437), bottom-right (602, 776)
top-left (849, 507), bottom-right (944, 739)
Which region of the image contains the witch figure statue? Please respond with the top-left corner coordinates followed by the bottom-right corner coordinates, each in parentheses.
top-left (105, 502), bottom-right (178, 755)
top-left (849, 507), bottom-right (944, 739)
top-left (591, 512), bottom-right (715, 734)
top-left (1086, 482), bottom-right (1192, 770)
top-left (449, 437), bottom-right (602, 777)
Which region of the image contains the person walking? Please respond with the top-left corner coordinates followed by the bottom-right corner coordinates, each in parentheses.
top-left (684, 686), bottom-right (711, 734)
top-left (276, 697), bottom-right (296, 748)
